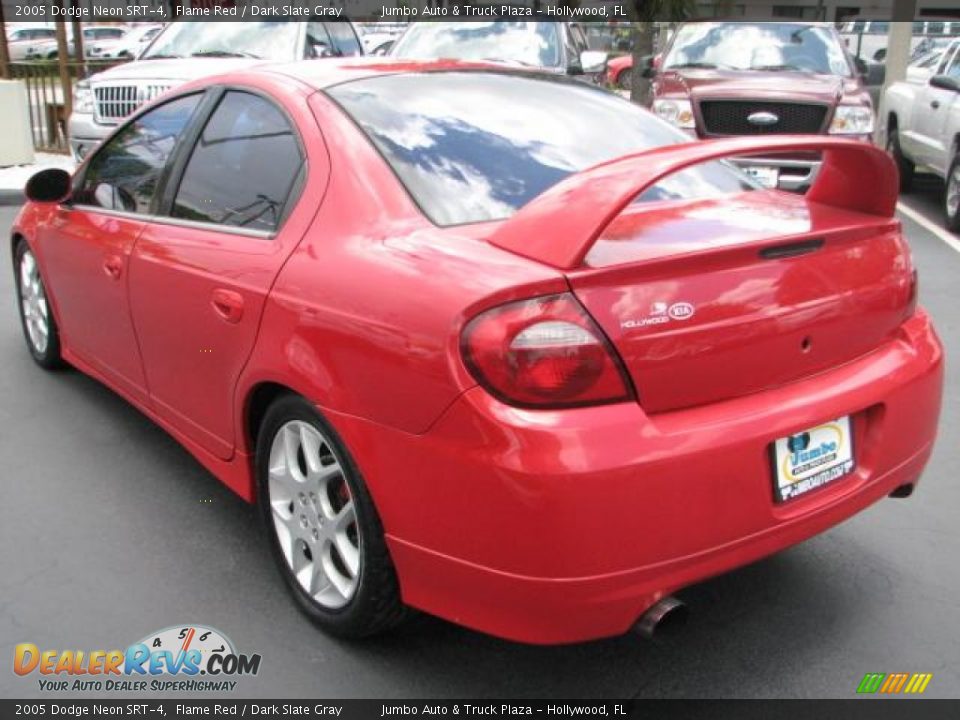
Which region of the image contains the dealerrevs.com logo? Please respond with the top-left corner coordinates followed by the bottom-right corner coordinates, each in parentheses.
top-left (13, 625), bottom-right (261, 693)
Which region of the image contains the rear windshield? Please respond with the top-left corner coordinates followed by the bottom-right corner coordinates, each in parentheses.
top-left (328, 72), bottom-right (754, 226)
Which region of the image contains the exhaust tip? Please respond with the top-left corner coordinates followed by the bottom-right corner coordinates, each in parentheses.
top-left (633, 596), bottom-right (688, 639)
top-left (889, 483), bottom-right (915, 499)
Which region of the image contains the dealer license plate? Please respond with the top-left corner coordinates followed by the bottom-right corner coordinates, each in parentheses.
top-left (771, 416), bottom-right (855, 503)
top-left (742, 165), bottom-right (780, 189)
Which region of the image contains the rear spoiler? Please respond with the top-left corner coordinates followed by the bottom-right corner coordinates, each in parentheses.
top-left (488, 135), bottom-right (898, 271)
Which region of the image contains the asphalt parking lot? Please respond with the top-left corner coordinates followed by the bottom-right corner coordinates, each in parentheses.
top-left (1, 185), bottom-right (958, 699)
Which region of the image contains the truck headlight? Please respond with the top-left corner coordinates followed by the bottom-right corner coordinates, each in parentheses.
top-left (829, 105), bottom-right (874, 135)
top-left (652, 98), bottom-right (696, 130)
top-left (73, 80), bottom-right (94, 115)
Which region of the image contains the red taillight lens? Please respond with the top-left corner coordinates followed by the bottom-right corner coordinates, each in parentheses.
top-left (461, 293), bottom-right (633, 408)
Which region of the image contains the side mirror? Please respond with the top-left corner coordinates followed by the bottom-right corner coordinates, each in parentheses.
top-left (930, 74), bottom-right (960, 92)
top-left (640, 54), bottom-right (657, 79)
top-left (25, 168), bottom-right (71, 204)
top-left (580, 50), bottom-right (608, 74)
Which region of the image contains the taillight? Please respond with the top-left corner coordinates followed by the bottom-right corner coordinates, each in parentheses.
top-left (461, 293), bottom-right (633, 408)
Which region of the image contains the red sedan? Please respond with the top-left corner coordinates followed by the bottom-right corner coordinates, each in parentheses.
top-left (11, 59), bottom-right (943, 644)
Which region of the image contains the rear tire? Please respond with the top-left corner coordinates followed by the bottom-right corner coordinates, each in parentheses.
top-left (256, 394), bottom-right (407, 638)
top-left (887, 127), bottom-right (914, 193)
top-left (13, 239), bottom-right (63, 370)
top-left (945, 154), bottom-right (960, 233)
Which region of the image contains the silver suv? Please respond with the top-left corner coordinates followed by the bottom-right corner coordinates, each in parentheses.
top-left (68, 20), bottom-right (362, 161)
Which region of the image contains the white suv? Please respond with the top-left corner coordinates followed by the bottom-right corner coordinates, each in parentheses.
top-left (68, 21), bottom-right (362, 161)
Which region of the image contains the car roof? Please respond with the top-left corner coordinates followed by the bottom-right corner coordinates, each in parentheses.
top-left (258, 57), bottom-right (529, 90)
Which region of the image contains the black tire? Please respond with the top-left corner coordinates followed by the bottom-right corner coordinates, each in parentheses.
top-left (256, 394), bottom-right (407, 638)
top-left (945, 154), bottom-right (960, 233)
top-left (616, 67), bottom-right (633, 92)
top-left (887, 126), bottom-right (914, 193)
top-left (13, 238), bottom-right (64, 370)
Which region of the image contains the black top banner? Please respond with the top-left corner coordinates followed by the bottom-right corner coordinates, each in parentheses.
top-left (0, 0), bottom-right (911, 23)
top-left (7, 0), bottom-right (629, 24)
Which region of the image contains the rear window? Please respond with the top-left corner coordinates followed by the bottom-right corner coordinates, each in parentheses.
top-left (328, 72), bottom-right (754, 226)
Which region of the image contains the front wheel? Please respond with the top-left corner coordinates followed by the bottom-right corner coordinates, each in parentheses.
top-left (13, 239), bottom-right (63, 369)
top-left (256, 395), bottom-right (407, 637)
top-left (945, 155), bottom-right (960, 232)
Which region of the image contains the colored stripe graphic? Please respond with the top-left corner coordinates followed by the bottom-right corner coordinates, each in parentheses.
top-left (857, 672), bottom-right (931, 694)
top-left (857, 673), bottom-right (885, 694)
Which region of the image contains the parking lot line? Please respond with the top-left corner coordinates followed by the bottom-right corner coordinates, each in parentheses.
top-left (898, 202), bottom-right (960, 255)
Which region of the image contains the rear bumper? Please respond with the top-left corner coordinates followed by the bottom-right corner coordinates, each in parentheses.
top-left (329, 311), bottom-right (943, 644)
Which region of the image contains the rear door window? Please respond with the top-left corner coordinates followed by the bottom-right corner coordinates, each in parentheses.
top-left (171, 91), bottom-right (303, 233)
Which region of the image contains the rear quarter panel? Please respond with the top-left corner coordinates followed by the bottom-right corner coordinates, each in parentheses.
top-left (235, 90), bottom-right (566, 448)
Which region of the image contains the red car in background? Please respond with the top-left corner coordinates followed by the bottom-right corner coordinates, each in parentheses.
top-left (11, 60), bottom-right (942, 644)
top-left (609, 22), bottom-right (874, 191)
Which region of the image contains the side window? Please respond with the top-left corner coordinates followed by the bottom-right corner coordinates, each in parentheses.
top-left (74, 93), bottom-right (202, 214)
top-left (171, 91), bottom-right (303, 233)
top-left (306, 22), bottom-right (334, 57)
top-left (569, 25), bottom-right (589, 55)
top-left (325, 22), bottom-right (363, 56)
top-left (948, 50), bottom-right (960, 79)
top-left (937, 44), bottom-right (958, 74)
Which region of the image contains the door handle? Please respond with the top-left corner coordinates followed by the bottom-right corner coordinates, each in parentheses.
top-left (102, 255), bottom-right (123, 280)
top-left (932, 100), bottom-right (941, 109)
top-left (211, 289), bottom-right (244, 324)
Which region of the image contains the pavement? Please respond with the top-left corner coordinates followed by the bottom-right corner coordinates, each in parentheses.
top-left (0, 180), bottom-right (959, 699)
top-left (0, 153), bottom-right (75, 206)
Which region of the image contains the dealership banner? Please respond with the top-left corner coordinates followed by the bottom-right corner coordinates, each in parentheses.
top-left (3, 700), bottom-right (960, 719)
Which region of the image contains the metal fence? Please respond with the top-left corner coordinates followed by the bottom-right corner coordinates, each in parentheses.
top-left (8, 59), bottom-right (126, 153)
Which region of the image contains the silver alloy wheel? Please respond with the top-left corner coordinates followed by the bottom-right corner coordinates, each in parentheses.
top-left (948, 166), bottom-right (960, 218)
top-left (267, 420), bottom-right (361, 609)
top-left (19, 250), bottom-right (49, 355)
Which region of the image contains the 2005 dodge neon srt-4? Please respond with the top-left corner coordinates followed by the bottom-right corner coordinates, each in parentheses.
top-left (11, 59), bottom-right (943, 644)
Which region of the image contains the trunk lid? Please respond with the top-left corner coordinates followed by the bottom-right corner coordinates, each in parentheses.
top-left (567, 190), bottom-right (914, 413)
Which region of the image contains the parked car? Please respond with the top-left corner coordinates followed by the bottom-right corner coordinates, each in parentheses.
top-left (642, 21), bottom-right (874, 191)
top-left (607, 53), bottom-right (634, 89)
top-left (840, 17), bottom-right (960, 62)
top-left (25, 25), bottom-right (126, 60)
top-left (67, 20), bottom-right (362, 161)
top-left (87, 24), bottom-right (163, 60)
top-left (5, 25), bottom-right (57, 61)
top-left (880, 38), bottom-right (960, 229)
top-left (13, 59), bottom-right (942, 644)
top-left (390, 21), bottom-right (608, 83)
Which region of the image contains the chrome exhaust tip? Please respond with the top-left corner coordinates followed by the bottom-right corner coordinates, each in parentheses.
top-left (633, 596), bottom-right (688, 639)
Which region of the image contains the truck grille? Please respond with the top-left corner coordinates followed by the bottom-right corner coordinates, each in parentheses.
top-left (93, 84), bottom-right (173, 123)
top-left (699, 101), bottom-right (828, 136)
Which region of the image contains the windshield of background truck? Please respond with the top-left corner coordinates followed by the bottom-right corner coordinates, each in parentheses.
top-left (391, 22), bottom-right (561, 68)
top-left (664, 23), bottom-right (853, 77)
top-left (142, 22), bottom-right (301, 60)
